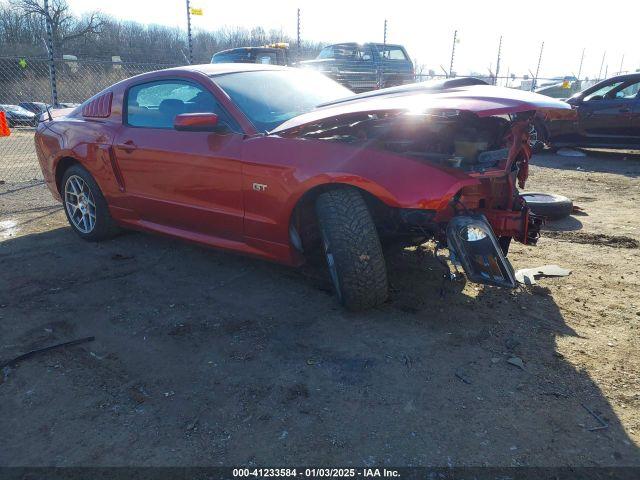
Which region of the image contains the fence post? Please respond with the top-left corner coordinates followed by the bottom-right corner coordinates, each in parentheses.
top-left (43, 0), bottom-right (59, 107)
top-left (532, 41), bottom-right (544, 92)
top-left (448, 30), bottom-right (457, 78)
top-left (185, 0), bottom-right (193, 64)
top-left (297, 9), bottom-right (301, 50)
top-left (494, 36), bottom-right (502, 86)
top-left (577, 48), bottom-right (585, 80)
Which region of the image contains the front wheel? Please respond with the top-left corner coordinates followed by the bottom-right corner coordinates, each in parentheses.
top-left (61, 164), bottom-right (119, 241)
top-left (315, 188), bottom-right (388, 311)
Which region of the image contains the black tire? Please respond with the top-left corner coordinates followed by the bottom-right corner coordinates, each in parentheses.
top-left (529, 120), bottom-right (546, 154)
top-left (315, 188), bottom-right (388, 311)
top-left (61, 164), bottom-right (119, 241)
top-left (521, 192), bottom-right (573, 220)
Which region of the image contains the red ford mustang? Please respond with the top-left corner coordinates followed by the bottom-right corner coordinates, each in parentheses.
top-left (35, 64), bottom-right (572, 310)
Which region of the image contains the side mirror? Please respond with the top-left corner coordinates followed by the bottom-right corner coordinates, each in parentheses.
top-left (174, 113), bottom-right (219, 132)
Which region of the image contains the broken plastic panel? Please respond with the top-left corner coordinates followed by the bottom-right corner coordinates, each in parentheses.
top-left (446, 214), bottom-right (517, 288)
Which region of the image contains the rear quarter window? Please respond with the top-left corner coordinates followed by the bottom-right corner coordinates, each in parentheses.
top-left (378, 46), bottom-right (408, 61)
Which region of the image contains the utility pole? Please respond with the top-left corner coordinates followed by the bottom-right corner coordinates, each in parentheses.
top-left (43, 0), bottom-right (58, 106)
top-left (297, 8), bottom-right (301, 51)
top-left (448, 30), bottom-right (457, 78)
top-left (619, 54), bottom-right (625, 74)
top-left (185, 0), bottom-right (193, 64)
top-left (494, 35), bottom-right (502, 85)
top-left (598, 51), bottom-right (606, 80)
top-left (532, 41), bottom-right (544, 91)
top-left (383, 19), bottom-right (387, 45)
top-left (577, 48), bottom-right (585, 79)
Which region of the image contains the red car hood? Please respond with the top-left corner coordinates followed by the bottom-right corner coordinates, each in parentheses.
top-left (271, 85), bottom-right (574, 134)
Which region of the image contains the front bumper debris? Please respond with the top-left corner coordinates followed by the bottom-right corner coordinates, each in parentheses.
top-left (446, 214), bottom-right (517, 288)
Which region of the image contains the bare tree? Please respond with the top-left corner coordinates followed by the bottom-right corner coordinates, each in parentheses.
top-left (0, 0), bottom-right (323, 63)
top-left (11, 0), bottom-right (103, 52)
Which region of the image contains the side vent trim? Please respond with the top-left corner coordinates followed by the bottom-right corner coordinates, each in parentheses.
top-left (82, 92), bottom-right (113, 118)
top-left (107, 146), bottom-right (126, 192)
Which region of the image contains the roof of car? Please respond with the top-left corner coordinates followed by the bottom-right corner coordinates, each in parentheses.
top-left (325, 42), bottom-right (405, 48)
top-left (602, 73), bottom-right (640, 82)
top-left (213, 47), bottom-right (281, 54)
top-left (578, 73), bottom-right (640, 95)
top-left (166, 63), bottom-right (290, 76)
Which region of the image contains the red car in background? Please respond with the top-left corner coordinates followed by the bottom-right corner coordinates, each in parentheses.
top-left (35, 64), bottom-right (572, 310)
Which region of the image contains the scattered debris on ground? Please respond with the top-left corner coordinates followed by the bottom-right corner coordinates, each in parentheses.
top-left (515, 265), bottom-right (571, 285)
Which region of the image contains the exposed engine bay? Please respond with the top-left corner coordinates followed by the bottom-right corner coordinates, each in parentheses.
top-left (291, 109), bottom-right (529, 172)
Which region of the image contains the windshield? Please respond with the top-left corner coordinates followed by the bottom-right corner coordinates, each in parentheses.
top-left (211, 69), bottom-right (352, 131)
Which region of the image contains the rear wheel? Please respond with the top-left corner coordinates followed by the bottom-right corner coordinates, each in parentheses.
top-left (61, 164), bottom-right (119, 241)
top-left (315, 188), bottom-right (388, 311)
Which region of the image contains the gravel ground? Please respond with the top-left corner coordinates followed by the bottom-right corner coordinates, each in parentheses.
top-left (0, 149), bottom-right (638, 466)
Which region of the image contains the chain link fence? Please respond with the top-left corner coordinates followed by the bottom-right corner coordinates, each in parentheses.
top-left (0, 57), bottom-right (180, 183)
top-left (0, 54), bottom-right (596, 185)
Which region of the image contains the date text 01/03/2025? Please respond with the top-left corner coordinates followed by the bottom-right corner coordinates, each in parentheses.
top-left (232, 468), bottom-right (401, 478)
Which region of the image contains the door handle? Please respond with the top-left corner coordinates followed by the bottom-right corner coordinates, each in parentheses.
top-left (115, 140), bottom-right (137, 153)
top-left (619, 107), bottom-right (631, 114)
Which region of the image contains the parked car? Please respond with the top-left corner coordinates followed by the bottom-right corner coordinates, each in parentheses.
top-left (55, 102), bottom-right (81, 109)
top-left (535, 81), bottom-right (582, 99)
top-left (0, 104), bottom-right (38, 127)
top-left (35, 64), bottom-right (571, 310)
top-left (19, 101), bottom-right (51, 116)
top-left (211, 43), bottom-right (290, 66)
top-left (298, 42), bottom-right (414, 92)
top-left (532, 73), bottom-right (640, 151)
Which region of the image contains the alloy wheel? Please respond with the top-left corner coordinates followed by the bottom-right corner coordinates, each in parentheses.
top-left (64, 174), bottom-right (96, 233)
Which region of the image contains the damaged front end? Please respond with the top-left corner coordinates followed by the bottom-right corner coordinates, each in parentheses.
top-left (293, 110), bottom-right (539, 288)
top-left (278, 88), bottom-right (573, 288)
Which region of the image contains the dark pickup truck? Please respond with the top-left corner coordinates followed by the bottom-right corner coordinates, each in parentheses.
top-left (211, 44), bottom-right (290, 66)
top-left (298, 42), bottom-right (414, 93)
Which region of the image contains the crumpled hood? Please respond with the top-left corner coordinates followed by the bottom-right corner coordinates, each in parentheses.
top-left (271, 85), bottom-right (574, 134)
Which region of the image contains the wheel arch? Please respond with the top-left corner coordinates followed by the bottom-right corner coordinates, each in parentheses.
top-left (55, 156), bottom-right (81, 194)
top-left (287, 180), bottom-right (397, 252)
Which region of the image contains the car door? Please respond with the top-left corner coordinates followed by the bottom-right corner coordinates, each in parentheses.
top-left (629, 90), bottom-right (640, 146)
top-left (576, 79), bottom-right (640, 146)
top-left (376, 44), bottom-right (413, 87)
top-left (112, 78), bottom-right (245, 241)
top-left (335, 44), bottom-right (377, 92)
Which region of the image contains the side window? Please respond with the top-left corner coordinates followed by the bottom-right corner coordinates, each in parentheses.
top-left (614, 81), bottom-right (640, 99)
top-left (317, 47), bottom-right (334, 59)
top-left (255, 53), bottom-right (276, 64)
top-left (583, 81), bottom-right (624, 101)
top-left (378, 46), bottom-right (408, 60)
top-left (126, 79), bottom-right (238, 130)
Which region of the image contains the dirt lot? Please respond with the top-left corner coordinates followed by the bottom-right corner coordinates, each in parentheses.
top-left (0, 128), bottom-right (43, 183)
top-left (0, 149), bottom-right (639, 467)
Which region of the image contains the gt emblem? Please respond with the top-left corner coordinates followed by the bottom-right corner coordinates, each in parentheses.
top-left (253, 183), bottom-right (268, 192)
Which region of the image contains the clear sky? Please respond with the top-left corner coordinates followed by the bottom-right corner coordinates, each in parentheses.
top-left (69, 0), bottom-right (639, 79)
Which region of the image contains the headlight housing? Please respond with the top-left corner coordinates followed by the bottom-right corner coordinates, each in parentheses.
top-left (447, 215), bottom-right (516, 288)
top-left (459, 225), bottom-right (487, 242)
